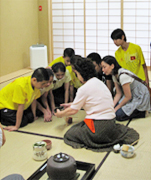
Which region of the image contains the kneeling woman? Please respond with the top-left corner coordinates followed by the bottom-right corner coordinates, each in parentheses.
top-left (55, 57), bottom-right (139, 152)
top-left (101, 55), bottom-right (150, 121)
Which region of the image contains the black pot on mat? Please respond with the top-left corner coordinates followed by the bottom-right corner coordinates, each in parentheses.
top-left (46, 152), bottom-right (77, 180)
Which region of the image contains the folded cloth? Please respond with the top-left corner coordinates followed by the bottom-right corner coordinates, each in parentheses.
top-left (84, 119), bottom-right (95, 133)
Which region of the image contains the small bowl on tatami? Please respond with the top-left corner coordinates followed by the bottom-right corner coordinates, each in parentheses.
top-left (120, 139), bottom-right (139, 158)
top-left (120, 145), bottom-right (135, 158)
top-left (42, 140), bottom-right (52, 150)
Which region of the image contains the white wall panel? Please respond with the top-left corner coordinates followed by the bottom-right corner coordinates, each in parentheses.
top-left (62, 3), bottom-right (73, 9)
top-left (53, 42), bottom-right (63, 48)
top-left (53, 17), bottom-right (63, 23)
top-left (63, 10), bottom-right (74, 16)
top-left (74, 23), bottom-right (84, 29)
top-left (63, 23), bottom-right (74, 29)
top-left (86, 43), bottom-right (97, 50)
top-left (64, 30), bottom-right (74, 36)
top-left (74, 16), bottom-right (84, 23)
top-left (74, 3), bottom-right (84, 9)
top-left (74, 10), bottom-right (84, 16)
top-left (53, 30), bottom-right (63, 35)
top-left (53, 23), bottom-right (63, 29)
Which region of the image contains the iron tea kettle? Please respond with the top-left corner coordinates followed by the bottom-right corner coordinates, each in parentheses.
top-left (46, 152), bottom-right (77, 180)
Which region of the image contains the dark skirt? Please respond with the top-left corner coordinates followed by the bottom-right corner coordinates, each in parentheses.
top-left (64, 119), bottom-right (139, 152)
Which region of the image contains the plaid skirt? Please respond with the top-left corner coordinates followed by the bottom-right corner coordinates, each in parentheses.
top-left (64, 119), bottom-right (139, 152)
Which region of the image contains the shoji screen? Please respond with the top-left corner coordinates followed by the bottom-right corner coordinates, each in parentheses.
top-left (85, 0), bottom-right (121, 57)
top-left (123, 0), bottom-right (151, 66)
top-left (51, 0), bottom-right (151, 66)
top-left (51, 0), bottom-right (121, 59)
top-left (52, 0), bottom-right (84, 59)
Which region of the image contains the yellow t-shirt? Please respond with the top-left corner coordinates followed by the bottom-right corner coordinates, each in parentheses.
top-left (49, 56), bottom-right (65, 67)
top-left (49, 56), bottom-right (82, 89)
top-left (66, 66), bottom-right (82, 89)
top-left (0, 76), bottom-right (41, 110)
top-left (115, 43), bottom-right (146, 80)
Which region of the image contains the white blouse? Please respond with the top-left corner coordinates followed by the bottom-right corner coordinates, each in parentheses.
top-left (112, 68), bottom-right (134, 86)
top-left (71, 77), bottom-right (115, 120)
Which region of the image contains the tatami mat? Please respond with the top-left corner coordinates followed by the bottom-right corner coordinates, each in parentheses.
top-left (0, 130), bottom-right (107, 179)
top-left (11, 110), bottom-right (130, 138)
top-left (0, 70), bottom-right (150, 180)
top-left (93, 113), bottom-right (151, 180)
top-left (0, 110), bottom-right (131, 180)
top-left (15, 110), bottom-right (86, 138)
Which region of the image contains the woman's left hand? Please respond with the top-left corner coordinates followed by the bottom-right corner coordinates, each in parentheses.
top-left (54, 109), bottom-right (62, 118)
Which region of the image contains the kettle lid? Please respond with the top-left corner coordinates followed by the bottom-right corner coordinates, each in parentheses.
top-left (53, 152), bottom-right (69, 163)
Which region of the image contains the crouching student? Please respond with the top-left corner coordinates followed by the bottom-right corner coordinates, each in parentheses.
top-left (51, 62), bottom-right (71, 106)
top-left (49, 48), bottom-right (78, 102)
top-left (55, 57), bottom-right (139, 152)
top-left (36, 68), bottom-right (55, 121)
top-left (0, 68), bottom-right (49, 131)
top-left (101, 56), bottom-right (150, 121)
top-left (49, 48), bottom-right (75, 67)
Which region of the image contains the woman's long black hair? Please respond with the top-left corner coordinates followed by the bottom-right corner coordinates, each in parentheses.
top-left (102, 55), bottom-right (121, 75)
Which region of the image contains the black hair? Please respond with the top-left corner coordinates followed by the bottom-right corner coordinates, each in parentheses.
top-left (74, 57), bottom-right (97, 81)
top-left (70, 55), bottom-right (82, 66)
top-left (51, 62), bottom-right (66, 73)
top-left (111, 28), bottom-right (127, 42)
top-left (63, 48), bottom-right (75, 58)
top-left (87, 52), bottom-right (102, 65)
top-left (32, 67), bottom-right (49, 82)
top-left (102, 56), bottom-right (121, 75)
top-left (46, 68), bottom-right (54, 77)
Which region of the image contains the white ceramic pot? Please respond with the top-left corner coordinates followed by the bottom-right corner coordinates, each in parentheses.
top-left (33, 141), bottom-right (48, 161)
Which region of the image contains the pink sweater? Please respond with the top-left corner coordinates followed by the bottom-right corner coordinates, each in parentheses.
top-left (71, 77), bottom-right (115, 120)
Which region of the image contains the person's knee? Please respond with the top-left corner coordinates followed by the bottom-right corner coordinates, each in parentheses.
top-left (115, 114), bottom-right (125, 121)
top-left (116, 109), bottom-right (128, 121)
top-left (2, 174), bottom-right (25, 180)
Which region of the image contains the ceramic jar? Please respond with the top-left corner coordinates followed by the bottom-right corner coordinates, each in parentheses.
top-left (33, 141), bottom-right (48, 161)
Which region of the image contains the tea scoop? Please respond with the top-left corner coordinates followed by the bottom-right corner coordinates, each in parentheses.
top-left (122, 139), bottom-right (139, 152)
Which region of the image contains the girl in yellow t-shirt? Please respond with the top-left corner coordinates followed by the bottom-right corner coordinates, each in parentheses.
top-left (49, 48), bottom-right (82, 102)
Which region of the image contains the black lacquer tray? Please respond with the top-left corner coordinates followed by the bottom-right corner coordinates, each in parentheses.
top-left (27, 160), bottom-right (95, 180)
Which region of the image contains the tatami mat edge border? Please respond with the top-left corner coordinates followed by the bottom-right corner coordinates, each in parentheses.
top-left (16, 130), bottom-right (63, 140)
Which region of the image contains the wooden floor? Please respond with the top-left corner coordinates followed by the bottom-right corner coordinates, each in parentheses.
top-left (0, 68), bottom-right (151, 180)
